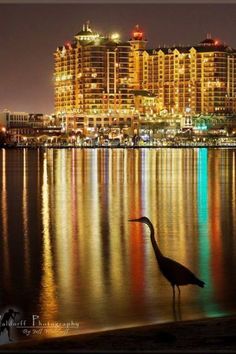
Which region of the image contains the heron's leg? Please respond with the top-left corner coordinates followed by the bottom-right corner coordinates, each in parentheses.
top-left (177, 285), bottom-right (181, 297)
top-left (172, 285), bottom-right (175, 301)
top-left (177, 285), bottom-right (182, 321)
top-left (172, 285), bottom-right (177, 320)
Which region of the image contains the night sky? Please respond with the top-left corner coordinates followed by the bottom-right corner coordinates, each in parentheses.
top-left (0, 4), bottom-right (236, 114)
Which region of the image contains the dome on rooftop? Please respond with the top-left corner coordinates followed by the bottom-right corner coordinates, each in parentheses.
top-left (199, 33), bottom-right (221, 46)
top-left (75, 21), bottom-right (99, 42)
top-left (200, 38), bottom-right (216, 45)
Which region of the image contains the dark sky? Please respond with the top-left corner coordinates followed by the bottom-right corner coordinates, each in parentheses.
top-left (0, 4), bottom-right (236, 114)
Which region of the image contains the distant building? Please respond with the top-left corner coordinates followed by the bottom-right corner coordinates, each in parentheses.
top-left (0, 111), bottom-right (29, 128)
top-left (29, 113), bottom-right (45, 128)
top-left (0, 110), bottom-right (50, 141)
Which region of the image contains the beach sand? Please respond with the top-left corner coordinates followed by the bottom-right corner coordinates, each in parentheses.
top-left (0, 316), bottom-right (236, 353)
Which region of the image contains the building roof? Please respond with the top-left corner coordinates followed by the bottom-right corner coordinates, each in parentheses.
top-left (200, 38), bottom-right (216, 45)
top-left (146, 49), bottom-right (155, 55)
top-left (75, 21), bottom-right (93, 37)
top-left (151, 42), bottom-right (235, 55)
top-left (155, 46), bottom-right (192, 54)
top-left (76, 29), bottom-right (93, 37)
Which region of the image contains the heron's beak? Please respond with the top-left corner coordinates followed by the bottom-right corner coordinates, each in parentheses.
top-left (128, 218), bottom-right (140, 222)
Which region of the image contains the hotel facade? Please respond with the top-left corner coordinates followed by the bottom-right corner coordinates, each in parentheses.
top-left (136, 33), bottom-right (236, 115)
top-left (54, 22), bottom-right (137, 134)
top-left (54, 23), bottom-right (236, 133)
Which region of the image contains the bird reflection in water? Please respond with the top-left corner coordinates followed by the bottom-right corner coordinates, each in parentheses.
top-left (129, 216), bottom-right (205, 321)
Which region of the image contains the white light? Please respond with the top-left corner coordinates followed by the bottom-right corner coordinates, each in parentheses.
top-left (111, 33), bottom-right (120, 41)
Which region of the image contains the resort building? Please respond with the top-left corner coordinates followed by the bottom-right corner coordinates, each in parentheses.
top-left (54, 22), bottom-right (138, 134)
top-left (54, 23), bottom-right (236, 135)
top-left (133, 33), bottom-right (236, 115)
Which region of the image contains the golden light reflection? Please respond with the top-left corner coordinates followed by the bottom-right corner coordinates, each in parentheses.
top-left (39, 152), bottom-right (58, 332)
top-left (54, 150), bottom-right (74, 310)
top-left (87, 150), bottom-right (104, 306)
top-left (108, 150), bottom-right (127, 304)
top-left (0, 148), bottom-right (234, 334)
top-left (208, 150), bottom-right (224, 299)
top-left (22, 149), bottom-right (30, 282)
top-left (1, 149), bottom-right (10, 288)
top-left (232, 151), bottom-right (236, 237)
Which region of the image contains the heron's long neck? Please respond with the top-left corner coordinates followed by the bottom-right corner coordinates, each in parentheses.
top-left (147, 222), bottom-right (163, 261)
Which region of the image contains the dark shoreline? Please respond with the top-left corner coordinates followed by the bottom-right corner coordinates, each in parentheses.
top-left (1, 315), bottom-right (236, 353)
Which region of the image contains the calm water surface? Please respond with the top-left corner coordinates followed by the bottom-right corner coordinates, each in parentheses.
top-left (0, 148), bottom-right (236, 339)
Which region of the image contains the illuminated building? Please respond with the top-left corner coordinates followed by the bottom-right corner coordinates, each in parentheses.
top-left (0, 110), bottom-right (29, 128)
top-left (0, 110), bottom-right (56, 142)
top-left (129, 25), bottom-right (148, 90)
top-left (54, 21), bottom-right (137, 134)
top-left (132, 90), bottom-right (159, 117)
top-left (134, 33), bottom-right (236, 115)
top-left (54, 24), bottom-right (236, 134)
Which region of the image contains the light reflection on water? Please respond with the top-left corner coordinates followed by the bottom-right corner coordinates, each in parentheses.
top-left (0, 148), bottom-right (236, 338)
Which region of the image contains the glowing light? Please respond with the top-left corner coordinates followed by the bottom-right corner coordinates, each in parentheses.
top-left (132, 25), bottom-right (143, 40)
top-left (111, 33), bottom-right (120, 41)
top-left (133, 31), bottom-right (143, 40)
top-left (39, 154), bottom-right (58, 326)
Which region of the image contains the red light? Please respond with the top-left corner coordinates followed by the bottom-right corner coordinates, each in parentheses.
top-left (215, 40), bottom-right (219, 45)
top-left (132, 24), bottom-right (144, 41)
top-left (65, 42), bottom-right (71, 48)
top-left (133, 31), bottom-right (143, 40)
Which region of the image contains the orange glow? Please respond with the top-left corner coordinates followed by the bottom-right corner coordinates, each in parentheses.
top-left (133, 31), bottom-right (143, 40)
top-left (132, 25), bottom-right (143, 40)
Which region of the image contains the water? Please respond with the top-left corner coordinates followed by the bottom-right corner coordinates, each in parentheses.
top-left (0, 148), bottom-right (236, 340)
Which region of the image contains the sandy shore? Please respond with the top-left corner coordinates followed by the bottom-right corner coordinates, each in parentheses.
top-left (0, 316), bottom-right (236, 353)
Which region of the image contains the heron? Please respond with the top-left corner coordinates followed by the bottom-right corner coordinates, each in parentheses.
top-left (128, 216), bottom-right (205, 299)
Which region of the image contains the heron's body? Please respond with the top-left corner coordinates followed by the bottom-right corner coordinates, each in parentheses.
top-left (129, 216), bottom-right (205, 295)
top-left (157, 256), bottom-right (204, 288)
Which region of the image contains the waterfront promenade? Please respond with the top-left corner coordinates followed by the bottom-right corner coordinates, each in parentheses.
top-left (2, 140), bottom-right (236, 149)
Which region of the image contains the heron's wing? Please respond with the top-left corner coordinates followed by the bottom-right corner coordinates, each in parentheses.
top-left (159, 257), bottom-right (198, 285)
